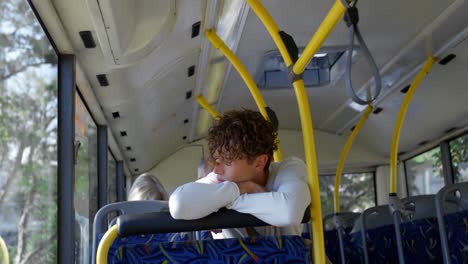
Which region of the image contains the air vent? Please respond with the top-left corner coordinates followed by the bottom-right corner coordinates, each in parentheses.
top-left (112, 111), bottom-right (120, 118)
top-left (97, 74), bottom-right (109, 86)
top-left (79, 31), bottom-right (96, 48)
top-left (400, 85), bottom-right (410, 94)
top-left (188, 65), bottom-right (195, 77)
top-left (130, 158), bottom-right (136, 162)
top-left (186, 90), bottom-right (192, 99)
top-left (191, 21), bottom-right (201, 38)
top-left (257, 49), bottom-right (345, 89)
top-left (120, 131), bottom-right (127, 136)
top-left (373, 107), bottom-right (383, 114)
top-left (126, 146), bottom-right (132, 151)
top-left (439, 54), bottom-right (456, 65)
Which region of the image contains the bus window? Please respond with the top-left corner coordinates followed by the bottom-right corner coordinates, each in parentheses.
top-left (74, 94), bottom-right (98, 264)
top-left (320, 172), bottom-right (376, 215)
top-left (0, 0), bottom-right (58, 262)
top-left (107, 150), bottom-right (117, 205)
top-left (449, 133), bottom-right (468, 183)
top-left (405, 147), bottom-right (444, 196)
top-left (107, 150), bottom-right (117, 221)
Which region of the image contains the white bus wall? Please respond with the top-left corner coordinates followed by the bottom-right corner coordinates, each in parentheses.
top-left (375, 164), bottom-right (408, 205)
top-left (147, 129), bottom-right (388, 195)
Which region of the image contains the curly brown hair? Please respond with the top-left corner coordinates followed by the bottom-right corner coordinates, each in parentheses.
top-left (207, 109), bottom-right (278, 168)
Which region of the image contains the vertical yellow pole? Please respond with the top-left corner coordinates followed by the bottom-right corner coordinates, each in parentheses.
top-left (389, 56), bottom-right (435, 193)
top-left (334, 105), bottom-right (372, 212)
top-left (246, 1), bottom-right (347, 262)
top-left (292, 79), bottom-right (326, 263)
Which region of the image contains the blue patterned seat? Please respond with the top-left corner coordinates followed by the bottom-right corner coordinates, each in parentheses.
top-left (324, 228), bottom-right (363, 263)
top-left (400, 217), bottom-right (442, 263)
top-left (106, 235), bottom-right (310, 263)
top-left (349, 218), bottom-right (442, 263)
top-left (351, 224), bottom-right (398, 264)
top-left (346, 212), bottom-right (468, 263)
top-left (444, 210), bottom-right (468, 263)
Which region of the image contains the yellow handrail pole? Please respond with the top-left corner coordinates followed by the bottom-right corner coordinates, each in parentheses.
top-left (205, 28), bottom-right (283, 161)
top-left (205, 29), bottom-right (269, 119)
top-left (246, 1), bottom-right (348, 262)
top-left (293, 0), bottom-right (347, 75)
top-left (389, 56), bottom-right (435, 193)
top-left (195, 95), bottom-right (221, 120)
top-left (334, 105), bottom-right (373, 212)
top-left (293, 79), bottom-right (325, 264)
top-left (96, 225), bottom-right (118, 264)
top-left (245, 0), bottom-right (293, 67)
top-left (0, 235), bottom-right (9, 264)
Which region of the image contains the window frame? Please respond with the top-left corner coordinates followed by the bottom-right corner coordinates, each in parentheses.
top-left (402, 130), bottom-right (468, 195)
top-left (107, 148), bottom-right (118, 204)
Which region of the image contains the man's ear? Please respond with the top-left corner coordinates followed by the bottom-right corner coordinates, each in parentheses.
top-left (255, 154), bottom-right (269, 171)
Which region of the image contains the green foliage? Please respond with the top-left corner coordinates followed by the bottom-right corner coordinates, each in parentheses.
top-left (320, 172), bottom-right (376, 216)
top-left (0, 0), bottom-right (59, 262)
top-left (450, 135), bottom-right (468, 180)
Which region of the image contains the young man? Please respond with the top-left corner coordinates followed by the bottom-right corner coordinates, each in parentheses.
top-left (169, 109), bottom-right (310, 238)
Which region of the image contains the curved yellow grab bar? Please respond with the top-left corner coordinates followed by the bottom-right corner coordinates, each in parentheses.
top-left (0, 235), bottom-right (9, 264)
top-left (205, 28), bottom-right (283, 161)
top-left (205, 29), bottom-right (268, 118)
top-left (245, 0), bottom-right (293, 67)
top-left (196, 95), bottom-right (221, 120)
top-left (246, 1), bottom-right (347, 262)
top-left (96, 225), bottom-right (118, 264)
top-left (334, 105), bottom-right (373, 212)
top-left (389, 56), bottom-right (435, 193)
top-left (292, 0), bottom-right (346, 75)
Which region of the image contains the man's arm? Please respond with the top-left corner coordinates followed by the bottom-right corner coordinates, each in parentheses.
top-left (169, 174), bottom-right (240, 220)
top-left (227, 159), bottom-right (310, 227)
top-left (227, 181), bottom-right (310, 227)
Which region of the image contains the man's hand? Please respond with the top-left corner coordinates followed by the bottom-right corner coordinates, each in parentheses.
top-left (236, 181), bottom-right (266, 195)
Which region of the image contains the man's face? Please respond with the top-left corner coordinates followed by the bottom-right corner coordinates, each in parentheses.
top-left (213, 157), bottom-right (256, 183)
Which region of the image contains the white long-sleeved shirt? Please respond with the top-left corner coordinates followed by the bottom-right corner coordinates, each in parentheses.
top-left (169, 157), bottom-right (311, 238)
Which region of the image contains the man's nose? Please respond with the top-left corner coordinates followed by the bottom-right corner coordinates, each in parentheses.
top-left (213, 164), bottom-right (224, 175)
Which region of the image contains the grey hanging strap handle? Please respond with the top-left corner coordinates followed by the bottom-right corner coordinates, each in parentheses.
top-left (343, 0), bottom-right (382, 105)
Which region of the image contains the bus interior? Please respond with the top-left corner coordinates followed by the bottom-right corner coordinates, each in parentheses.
top-left (1, 0), bottom-right (468, 263)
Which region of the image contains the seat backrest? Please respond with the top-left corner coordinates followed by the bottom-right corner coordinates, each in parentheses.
top-left (351, 204), bottom-right (392, 233)
top-left (323, 212), bottom-right (360, 231)
top-left (92, 201), bottom-right (168, 264)
top-left (436, 182), bottom-right (468, 263)
top-left (106, 235), bottom-right (311, 263)
top-left (401, 194), bottom-right (437, 220)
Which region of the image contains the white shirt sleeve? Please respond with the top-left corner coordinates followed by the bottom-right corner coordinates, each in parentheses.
top-left (169, 173), bottom-right (241, 220)
top-left (227, 158), bottom-right (311, 227)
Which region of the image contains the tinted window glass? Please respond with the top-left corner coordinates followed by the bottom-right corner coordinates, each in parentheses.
top-left (320, 172), bottom-right (376, 216)
top-left (449, 134), bottom-right (468, 183)
top-left (74, 95), bottom-right (97, 264)
top-left (405, 147), bottom-right (444, 195)
top-left (0, 0), bottom-right (58, 261)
